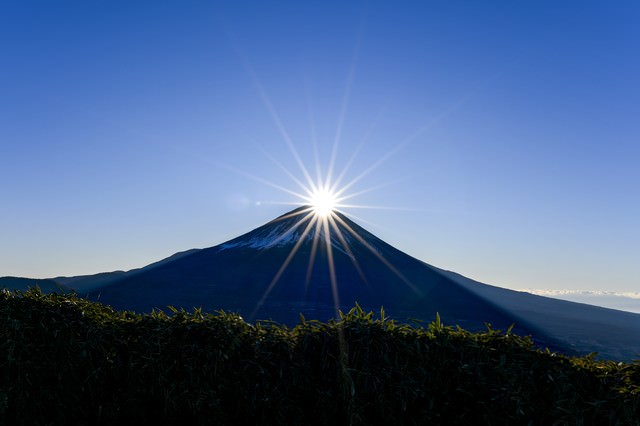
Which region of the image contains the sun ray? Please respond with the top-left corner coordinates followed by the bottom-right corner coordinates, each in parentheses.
top-left (240, 58), bottom-right (317, 193)
top-left (269, 207), bottom-right (314, 225)
top-left (304, 217), bottom-right (323, 291)
top-left (228, 29), bottom-right (446, 324)
top-left (329, 105), bottom-right (388, 194)
top-left (258, 84), bottom-right (317, 193)
top-left (227, 37), bottom-right (319, 193)
top-left (327, 213), bottom-right (367, 284)
top-left (325, 27), bottom-right (362, 189)
top-left (332, 205), bottom-right (427, 237)
top-left (257, 200), bottom-right (309, 207)
top-left (215, 162), bottom-right (310, 201)
top-left (336, 204), bottom-right (426, 212)
top-left (260, 149), bottom-right (316, 196)
top-left (329, 138), bottom-right (364, 195)
top-left (331, 208), bottom-right (382, 230)
top-left (331, 92), bottom-right (475, 200)
top-left (264, 208), bottom-right (316, 248)
top-left (333, 140), bottom-right (409, 199)
top-left (329, 94), bottom-right (468, 200)
top-left (276, 206), bottom-right (313, 222)
top-left (332, 214), bottom-right (422, 296)
top-left (334, 178), bottom-right (406, 204)
top-left (251, 213), bottom-right (318, 320)
top-left (304, 85), bottom-right (324, 188)
top-left (322, 217), bottom-right (341, 316)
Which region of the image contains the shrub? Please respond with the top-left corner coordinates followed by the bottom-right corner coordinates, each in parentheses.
top-left (1, 289), bottom-right (638, 425)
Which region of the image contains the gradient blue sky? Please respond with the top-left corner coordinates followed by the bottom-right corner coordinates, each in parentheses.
top-left (1, 1), bottom-right (638, 293)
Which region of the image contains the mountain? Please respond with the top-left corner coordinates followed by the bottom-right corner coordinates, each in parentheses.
top-left (50, 249), bottom-right (201, 292)
top-left (0, 276), bottom-right (69, 293)
top-left (0, 248), bottom-right (202, 294)
top-left (83, 208), bottom-right (548, 339)
top-left (2, 206), bottom-right (639, 360)
top-left (437, 269), bottom-right (640, 361)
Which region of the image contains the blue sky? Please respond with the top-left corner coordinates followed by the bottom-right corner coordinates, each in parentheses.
top-left (1, 1), bottom-right (638, 294)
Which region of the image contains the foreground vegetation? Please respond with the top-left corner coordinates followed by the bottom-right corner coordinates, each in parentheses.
top-left (1, 289), bottom-right (639, 425)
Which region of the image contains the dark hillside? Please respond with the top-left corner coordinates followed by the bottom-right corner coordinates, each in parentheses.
top-left (0, 276), bottom-right (67, 293)
top-left (1, 289), bottom-right (639, 425)
top-left (6, 207), bottom-right (640, 361)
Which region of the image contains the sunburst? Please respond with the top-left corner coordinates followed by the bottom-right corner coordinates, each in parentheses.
top-left (244, 141), bottom-right (421, 322)
top-left (229, 44), bottom-right (426, 321)
top-left (307, 187), bottom-right (338, 218)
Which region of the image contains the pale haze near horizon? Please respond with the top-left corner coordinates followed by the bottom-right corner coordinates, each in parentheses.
top-left (1, 2), bottom-right (638, 305)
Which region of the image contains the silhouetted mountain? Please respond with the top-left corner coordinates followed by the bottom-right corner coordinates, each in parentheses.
top-left (86, 208), bottom-right (545, 337)
top-left (3, 206), bottom-right (639, 360)
top-left (0, 276), bottom-right (69, 293)
top-left (437, 268), bottom-right (640, 361)
top-left (51, 249), bottom-right (201, 292)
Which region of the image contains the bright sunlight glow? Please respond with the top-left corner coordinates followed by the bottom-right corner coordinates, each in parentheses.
top-left (233, 49), bottom-right (422, 323)
top-left (309, 188), bottom-right (337, 217)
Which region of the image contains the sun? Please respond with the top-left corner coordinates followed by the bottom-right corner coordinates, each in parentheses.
top-left (309, 188), bottom-right (337, 218)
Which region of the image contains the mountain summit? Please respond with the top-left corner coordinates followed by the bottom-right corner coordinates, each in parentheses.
top-left (2, 206), bottom-right (640, 360)
top-left (218, 206), bottom-right (366, 252)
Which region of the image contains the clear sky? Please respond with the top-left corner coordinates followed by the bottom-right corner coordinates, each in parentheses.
top-left (1, 1), bottom-right (638, 294)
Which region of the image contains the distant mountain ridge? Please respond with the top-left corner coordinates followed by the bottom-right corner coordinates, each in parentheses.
top-left (0, 249), bottom-right (203, 293)
top-left (2, 206), bottom-right (639, 360)
top-left (0, 276), bottom-right (68, 293)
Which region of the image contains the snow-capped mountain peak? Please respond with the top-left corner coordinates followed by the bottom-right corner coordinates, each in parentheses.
top-left (217, 206), bottom-right (359, 253)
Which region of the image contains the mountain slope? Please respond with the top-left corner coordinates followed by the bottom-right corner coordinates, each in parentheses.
top-left (4, 206), bottom-right (639, 360)
top-left (0, 276), bottom-right (68, 293)
top-left (52, 248), bottom-right (201, 292)
top-left (79, 207), bottom-right (565, 355)
top-left (86, 209), bottom-right (538, 334)
top-left (438, 268), bottom-right (640, 360)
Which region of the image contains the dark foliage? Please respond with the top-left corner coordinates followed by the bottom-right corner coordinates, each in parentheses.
top-left (1, 289), bottom-right (639, 425)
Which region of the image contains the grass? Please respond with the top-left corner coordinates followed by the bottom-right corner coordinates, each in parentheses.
top-left (1, 288), bottom-right (639, 425)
